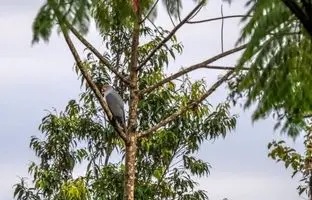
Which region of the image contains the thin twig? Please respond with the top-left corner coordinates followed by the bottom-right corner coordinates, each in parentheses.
top-left (140, 44), bottom-right (247, 95)
top-left (140, 0), bottom-right (159, 24)
top-left (137, 70), bottom-right (233, 138)
top-left (166, 0), bottom-right (176, 27)
top-left (220, 4), bottom-right (224, 53)
top-left (188, 2), bottom-right (204, 22)
top-left (137, 0), bottom-right (206, 71)
top-left (146, 18), bottom-right (173, 56)
top-left (65, 22), bottom-right (130, 85)
top-left (187, 15), bottom-right (251, 24)
top-left (203, 65), bottom-right (249, 70)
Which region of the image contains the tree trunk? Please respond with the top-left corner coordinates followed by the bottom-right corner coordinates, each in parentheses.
top-left (123, 136), bottom-right (137, 200)
top-left (124, 2), bottom-right (140, 199)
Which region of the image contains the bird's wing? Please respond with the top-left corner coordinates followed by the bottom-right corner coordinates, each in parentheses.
top-left (105, 92), bottom-right (125, 124)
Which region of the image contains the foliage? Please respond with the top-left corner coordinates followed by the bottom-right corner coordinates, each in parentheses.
top-left (229, 0), bottom-right (312, 137)
top-left (268, 123), bottom-right (312, 197)
top-left (15, 1), bottom-right (236, 199)
top-left (17, 0), bottom-right (238, 199)
top-left (31, 0), bottom-right (203, 44)
top-left (281, 0), bottom-right (312, 37)
top-left (14, 71), bottom-right (236, 199)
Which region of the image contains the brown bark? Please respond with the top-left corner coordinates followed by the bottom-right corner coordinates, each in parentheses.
top-left (123, 136), bottom-right (137, 200)
top-left (123, 7), bottom-right (141, 200)
top-left (127, 25), bottom-right (140, 133)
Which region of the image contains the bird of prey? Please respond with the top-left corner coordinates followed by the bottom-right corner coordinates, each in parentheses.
top-left (99, 85), bottom-right (126, 126)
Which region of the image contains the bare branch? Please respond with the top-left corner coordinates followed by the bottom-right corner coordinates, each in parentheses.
top-left (203, 65), bottom-right (250, 70)
top-left (187, 15), bottom-right (251, 24)
top-left (137, 0), bottom-right (206, 71)
top-left (51, 4), bottom-right (128, 142)
top-left (220, 4), bottom-right (224, 53)
top-left (137, 70), bottom-right (233, 138)
top-left (64, 22), bottom-right (130, 85)
top-left (140, 44), bottom-right (247, 95)
top-left (140, 0), bottom-right (159, 24)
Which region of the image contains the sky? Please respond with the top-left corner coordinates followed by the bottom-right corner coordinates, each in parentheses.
top-left (0, 0), bottom-right (306, 200)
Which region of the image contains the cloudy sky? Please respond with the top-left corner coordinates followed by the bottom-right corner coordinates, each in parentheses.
top-left (0, 0), bottom-right (306, 200)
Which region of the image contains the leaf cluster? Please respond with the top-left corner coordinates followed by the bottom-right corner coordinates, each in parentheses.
top-left (18, 1), bottom-right (237, 199)
top-left (268, 123), bottom-right (312, 197)
top-left (14, 69), bottom-right (236, 200)
top-left (229, 0), bottom-right (312, 137)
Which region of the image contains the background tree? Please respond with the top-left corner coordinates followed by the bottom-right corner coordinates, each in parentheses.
top-left (230, 0), bottom-right (312, 137)
top-left (14, 0), bottom-right (244, 199)
top-left (227, 0), bottom-right (312, 198)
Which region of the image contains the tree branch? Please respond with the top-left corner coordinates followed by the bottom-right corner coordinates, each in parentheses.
top-left (282, 0), bottom-right (312, 38)
top-left (203, 65), bottom-right (250, 70)
top-left (64, 21), bottom-right (130, 85)
top-left (220, 4), bottom-right (224, 53)
top-left (187, 15), bottom-right (251, 24)
top-left (51, 3), bottom-right (128, 142)
top-left (137, 0), bottom-right (206, 71)
top-left (139, 0), bottom-right (159, 24)
top-left (140, 44), bottom-right (247, 95)
top-left (137, 70), bottom-right (233, 138)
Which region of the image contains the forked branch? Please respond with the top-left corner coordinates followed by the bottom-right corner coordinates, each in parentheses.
top-left (51, 5), bottom-right (128, 142)
top-left (137, 70), bottom-right (234, 138)
top-left (137, 0), bottom-right (206, 71)
top-left (140, 44), bottom-right (247, 95)
top-left (187, 15), bottom-right (251, 24)
top-left (63, 21), bottom-right (130, 85)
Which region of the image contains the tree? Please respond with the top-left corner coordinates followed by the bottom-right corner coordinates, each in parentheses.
top-left (227, 0), bottom-right (312, 198)
top-left (13, 83), bottom-right (235, 200)
top-left (15, 0), bottom-right (245, 199)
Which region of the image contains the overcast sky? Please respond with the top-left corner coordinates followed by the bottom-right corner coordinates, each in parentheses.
top-left (0, 0), bottom-right (306, 200)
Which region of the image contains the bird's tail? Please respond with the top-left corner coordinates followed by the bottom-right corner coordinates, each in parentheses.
top-left (115, 117), bottom-right (126, 131)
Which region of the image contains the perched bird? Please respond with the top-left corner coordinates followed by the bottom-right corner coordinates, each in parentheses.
top-left (99, 85), bottom-right (126, 126)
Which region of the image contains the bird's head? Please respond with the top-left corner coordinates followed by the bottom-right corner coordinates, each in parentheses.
top-left (98, 84), bottom-right (113, 95)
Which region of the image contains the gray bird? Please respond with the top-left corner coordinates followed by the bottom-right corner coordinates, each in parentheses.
top-left (100, 85), bottom-right (126, 126)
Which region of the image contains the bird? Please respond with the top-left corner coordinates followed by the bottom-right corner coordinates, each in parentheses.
top-left (99, 84), bottom-right (126, 127)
